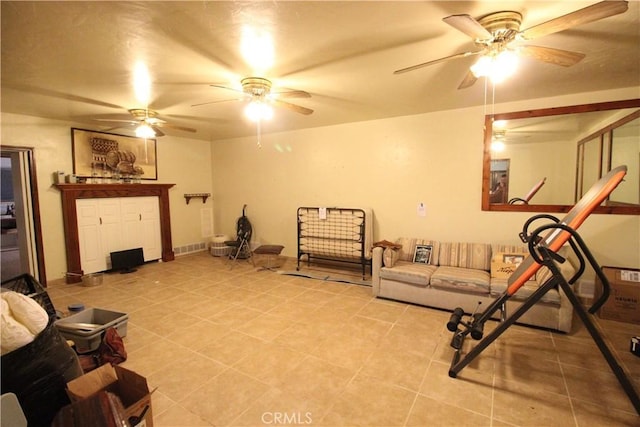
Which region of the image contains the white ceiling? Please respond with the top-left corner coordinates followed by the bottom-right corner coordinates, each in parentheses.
top-left (2, 1), bottom-right (639, 142)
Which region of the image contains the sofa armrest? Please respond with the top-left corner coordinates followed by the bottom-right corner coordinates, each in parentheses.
top-left (372, 246), bottom-right (383, 295)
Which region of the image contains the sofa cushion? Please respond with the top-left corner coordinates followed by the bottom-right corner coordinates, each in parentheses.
top-left (490, 277), bottom-right (561, 305)
top-left (380, 261), bottom-right (437, 287)
top-left (430, 266), bottom-right (491, 295)
top-left (395, 238), bottom-right (440, 265)
top-left (491, 244), bottom-right (529, 255)
top-left (438, 243), bottom-right (492, 270)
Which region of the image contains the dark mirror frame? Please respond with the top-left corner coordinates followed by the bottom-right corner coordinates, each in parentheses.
top-left (482, 99), bottom-right (640, 215)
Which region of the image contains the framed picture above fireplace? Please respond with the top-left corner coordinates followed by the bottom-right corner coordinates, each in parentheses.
top-left (71, 128), bottom-right (157, 180)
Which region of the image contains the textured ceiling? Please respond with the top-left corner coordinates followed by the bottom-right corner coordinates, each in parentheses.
top-left (2, 1), bottom-right (639, 141)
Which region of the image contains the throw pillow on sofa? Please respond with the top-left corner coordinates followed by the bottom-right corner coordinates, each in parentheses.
top-left (395, 238), bottom-right (440, 264)
top-left (383, 248), bottom-right (400, 267)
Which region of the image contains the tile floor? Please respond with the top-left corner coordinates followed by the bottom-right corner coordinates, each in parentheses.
top-left (46, 252), bottom-right (640, 426)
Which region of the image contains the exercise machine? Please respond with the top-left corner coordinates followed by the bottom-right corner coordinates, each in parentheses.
top-left (446, 165), bottom-right (640, 415)
top-left (508, 177), bottom-right (546, 204)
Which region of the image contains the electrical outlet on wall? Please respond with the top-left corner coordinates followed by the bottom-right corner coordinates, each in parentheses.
top-left (417, 202), bottom-right (426, 217)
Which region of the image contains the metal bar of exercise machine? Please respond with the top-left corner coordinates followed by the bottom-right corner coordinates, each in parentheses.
top-left (446, 165), bottom-right (640, 415)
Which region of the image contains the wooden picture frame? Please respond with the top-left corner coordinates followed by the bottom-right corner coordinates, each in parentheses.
top-left (502, 254), bottom-right (525, 265)
top-left (413, 244), bottom-right (433, 264)
top-left (71, 128), bottom-right (157, 180)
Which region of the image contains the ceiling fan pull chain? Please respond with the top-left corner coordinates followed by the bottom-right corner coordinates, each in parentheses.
top-left (256, 118), bottom-right (262, 149)
top-left (491, 82), bottom-right (496, 115)
top-left (483, 78), bottom-right (488, 117)
top-left (491, 80), bottom-right (496, 117)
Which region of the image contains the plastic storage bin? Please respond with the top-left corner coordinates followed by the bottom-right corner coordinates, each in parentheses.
top-left (55, 308), bottom-right (128, 354)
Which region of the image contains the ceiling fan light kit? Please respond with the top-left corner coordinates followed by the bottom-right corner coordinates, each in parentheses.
top-left (470, 49), bottom-right (519, 83)
top-left (490, 140), bottom-right (506, 152)
top-left (245, 101), bottom-right (274, 122)
top-left (241, 77), bottom-right (272, 97)
top-left (468, 11), bottom-right (522, 83)
top-left (491, 129), bottom-right (507, 152)
top-left (135, 123), bottom-right (156, 138)
top-left (130, 108), bottom-right (159, 138)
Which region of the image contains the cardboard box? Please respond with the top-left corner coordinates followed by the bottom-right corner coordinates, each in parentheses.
top-left (66, 364), bottom-right (153, 427)
top-left (52, 390), bottom-right (128, 427)
top-left (595, 266), bottom-right (640, 324)
top-left (491, 252), bottom-right (526, 279)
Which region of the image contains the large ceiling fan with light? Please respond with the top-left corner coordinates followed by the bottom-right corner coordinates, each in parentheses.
top-left (94, 62), bottom-right (197, 138)
top-left (192, 76), bottom-right (313, 121)
top-left (95, 108), bottom-right (197, 138)
top-left (394, 0), bottom-right (629, 88)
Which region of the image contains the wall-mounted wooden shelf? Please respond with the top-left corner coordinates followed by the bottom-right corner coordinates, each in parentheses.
top-left (184, 193), bottom-right (211, 204)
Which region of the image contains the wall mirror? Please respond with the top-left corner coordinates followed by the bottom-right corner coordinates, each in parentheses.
top-left (482, 99), bottom-right (640, 215)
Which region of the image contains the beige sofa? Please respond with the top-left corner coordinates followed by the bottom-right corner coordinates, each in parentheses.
top-left (371, 238), bottom-right (575, 332)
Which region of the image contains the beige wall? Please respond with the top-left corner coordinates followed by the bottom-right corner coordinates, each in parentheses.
top-left (212, 87), bottom-right (640, 280)
top-left (1, 86), bottom-right (638, 284)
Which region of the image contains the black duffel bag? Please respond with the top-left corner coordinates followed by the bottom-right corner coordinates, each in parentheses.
top-left (1, 320), bottom-right (83, 427)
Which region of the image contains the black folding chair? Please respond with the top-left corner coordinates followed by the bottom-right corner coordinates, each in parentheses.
top-left (225, 230), bottom-right (252, 268)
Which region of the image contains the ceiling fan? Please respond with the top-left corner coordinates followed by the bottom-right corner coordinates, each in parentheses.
top-left (95, 108), bottom-right (197, 138)
top-left (394, 0), bottom-right (629, 89)
top-left (192, 77), bottom-right (313, 120)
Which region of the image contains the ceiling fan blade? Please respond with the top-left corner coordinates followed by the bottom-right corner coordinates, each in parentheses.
top-left (191, 97), bottom-right (244, 107)
top-left (157, 123), bottom-right (197, 133)
top-left (165, 114), bottom-right (229, 125)
top-left (443, 14), bottom-right (492, 40)
top-left (520, 0), bottom-right (629, 40)
top-left (519, 45), bottom-right (586, 67)
top-left (210, 84), bottom-right (243, 93)
top-left (272, 90), bottom-right (311, 99)
top-left (101, 126), bottom-right (127, 133)
top-left (458, 70), bottom-right (478, 89)
top-left (394, 50), bottom-right (484, 75)
top-left (146, 117), bottom-right (166, 125)
top-left (272, 99), bottom-right (313, 115)
top-left (3, 83), bottom-right (126, 110)
top-left (151, 126), bottom-right (165, 137)
top-left (94, 119), bottom-right (137, 126)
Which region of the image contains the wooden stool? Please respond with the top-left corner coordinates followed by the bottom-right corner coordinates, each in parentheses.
top-left (252, 245), bottom-right (284, 271)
